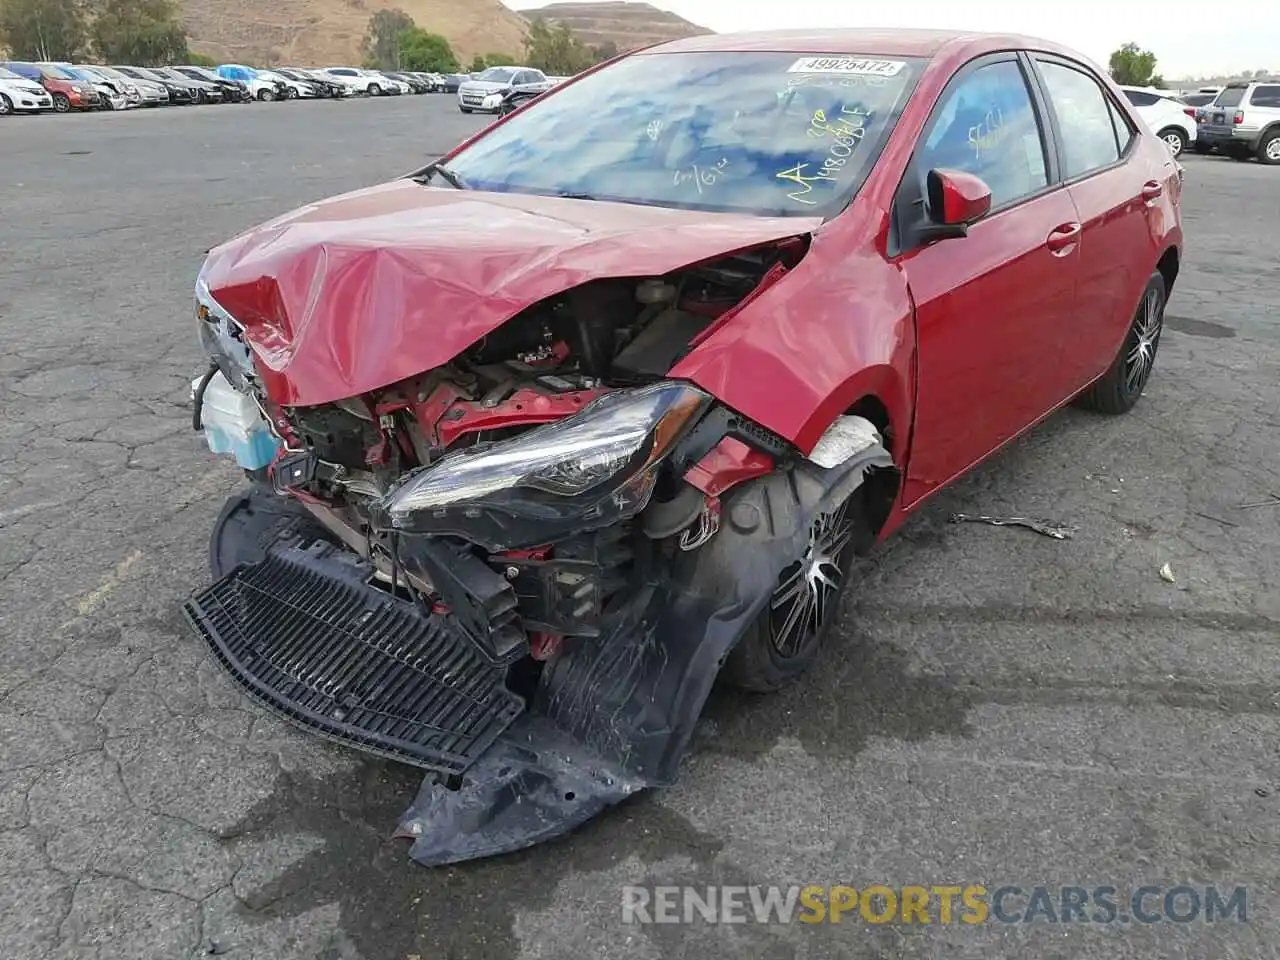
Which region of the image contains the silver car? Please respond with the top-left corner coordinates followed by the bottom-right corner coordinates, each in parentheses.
top-left (457, 66), bottom-right (550, 114)
top-left (1195, 80), bottom-right (1280, 163)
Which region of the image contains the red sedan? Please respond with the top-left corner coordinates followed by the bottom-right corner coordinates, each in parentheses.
top-left (187, 28), bottom-right (1182, 864)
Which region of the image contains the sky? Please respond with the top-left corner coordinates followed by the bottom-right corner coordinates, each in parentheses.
top-left (510, 1), bottom-right (1276, 80)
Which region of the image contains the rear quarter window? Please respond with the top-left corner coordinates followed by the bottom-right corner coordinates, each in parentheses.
top-left (1249, 85), bottom-right (1280, 107)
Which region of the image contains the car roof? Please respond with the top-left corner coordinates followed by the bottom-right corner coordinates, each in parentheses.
top-left (646, 27), bottom-right (1063, 59)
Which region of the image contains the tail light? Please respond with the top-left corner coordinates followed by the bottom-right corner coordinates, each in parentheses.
top-left (1183, 106), bottom-right (1196, 118)
top-left (1233, 111), bottom-right (1245, 125)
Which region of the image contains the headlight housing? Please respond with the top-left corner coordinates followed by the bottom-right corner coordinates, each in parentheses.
top-left (195, 269), bottom-right (257, 392)
top-left (381, 382), bottom-right (710, 549)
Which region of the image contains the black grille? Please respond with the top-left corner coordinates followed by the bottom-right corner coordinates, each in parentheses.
top-left (183, 547), bottom-right (523, 773)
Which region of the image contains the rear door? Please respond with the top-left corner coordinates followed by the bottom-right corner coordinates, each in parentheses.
top-left (895, 52), bottom-right (1083, 505)
top-left (1029, 56), bottom-right (1163, 391)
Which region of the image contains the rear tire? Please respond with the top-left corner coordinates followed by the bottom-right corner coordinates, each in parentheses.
top-left (1192, 140), bottom-right (1211, 155)
top-left (1157, 127), bottom-right (1186, 157)
top-left (1073, 272), bottom-right (1166, 415)
top-left (1256, 131), bottom-right (1280, 165)
top-left (722, 489), bottom-right (868, 693)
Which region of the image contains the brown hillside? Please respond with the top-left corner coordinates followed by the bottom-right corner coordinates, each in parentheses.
top-left (517, 1), bottom-right (710, 51)
top-left (182, 0), bottom-right (529, 67)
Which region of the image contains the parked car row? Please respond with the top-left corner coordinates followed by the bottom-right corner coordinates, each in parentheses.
top-left (0, 61), bottom-right (451, 114)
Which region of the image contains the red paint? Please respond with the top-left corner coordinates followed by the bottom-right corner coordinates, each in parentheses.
top-left (204, 29), bottom-right (1182, 543)
top-left (929, 169), bottom-right (992, 225)
top-left (688, 262), bottom-right (788, 349)
top-left (683, 437), bottom-right (774, 497)
top-left (529, 631), bottom-right (564, 661)
top-left (415, 388), bottom-right (607, 450)
top-left (201, 185), bottom-right (821, 407)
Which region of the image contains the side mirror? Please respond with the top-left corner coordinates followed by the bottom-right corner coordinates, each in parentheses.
top-left (919, 168), bottom-right (993, 241)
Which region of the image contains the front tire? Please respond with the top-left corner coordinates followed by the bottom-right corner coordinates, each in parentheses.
top-left (257, 88), bottom-right (275, 102)
top-left (459, 105), bottom-right (472, 113)
top-left (368, 83), bottom-right (381, 96)
top-left (0, 94), bottom-right (14, 116)
top-left (52, 93), bottom-right (71, 113)
top-left (722, 491), bottom-right (867, 692)
top-left (1157, 127), bottom-right (1186, 157)
top-left (1073, 271), bottom-right (1166, 415)
top-left (1256, 131), bottom-right (1280, 165)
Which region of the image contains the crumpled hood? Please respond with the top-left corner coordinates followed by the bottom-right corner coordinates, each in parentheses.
top-left (201, 179), bottom-right (822, 407)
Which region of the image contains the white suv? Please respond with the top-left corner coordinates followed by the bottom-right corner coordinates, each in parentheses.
top-left (1119, 86), bottom-right (1197, 157)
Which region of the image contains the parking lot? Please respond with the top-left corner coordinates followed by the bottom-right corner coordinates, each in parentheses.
top-left (1, 96), bottom-right (1277, 960)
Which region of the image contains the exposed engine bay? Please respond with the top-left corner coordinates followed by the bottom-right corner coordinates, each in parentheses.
top-left (187, 235), bottom-right (895, 866)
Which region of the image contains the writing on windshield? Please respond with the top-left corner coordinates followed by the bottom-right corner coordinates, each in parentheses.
top-left (444, 51), bottom-right (922, 217)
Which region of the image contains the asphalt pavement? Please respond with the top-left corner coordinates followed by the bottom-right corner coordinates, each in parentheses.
top-left (0, 97), bottom-right (1277, 960)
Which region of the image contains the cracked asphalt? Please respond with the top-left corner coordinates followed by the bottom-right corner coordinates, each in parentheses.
top-left (1, 98), bottom-right (1277, 960)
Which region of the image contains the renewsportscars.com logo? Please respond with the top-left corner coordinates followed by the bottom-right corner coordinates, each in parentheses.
top-left (621, 884), bottom-right (1249, 926)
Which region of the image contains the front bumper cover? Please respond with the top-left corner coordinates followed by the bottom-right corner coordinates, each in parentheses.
top-left (187, 441), bottom-right (892, 865)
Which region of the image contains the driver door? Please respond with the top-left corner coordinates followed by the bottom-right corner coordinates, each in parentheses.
top-left (895, 53), bottom-right (1082, 507)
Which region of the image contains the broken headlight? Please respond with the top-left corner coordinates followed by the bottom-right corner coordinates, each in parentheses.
top-left (195, 269), bottom-right (256, 392)
top-left (383, 382), bottom-right (709, 539)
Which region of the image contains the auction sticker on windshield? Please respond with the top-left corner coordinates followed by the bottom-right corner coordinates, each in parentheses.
top-left (787, 57), bottom-right (906, 77)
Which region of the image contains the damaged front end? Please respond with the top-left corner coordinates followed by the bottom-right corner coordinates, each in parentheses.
top-left (185, 243), bottom-right (893, 865)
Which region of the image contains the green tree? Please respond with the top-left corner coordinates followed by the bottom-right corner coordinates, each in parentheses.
top-left (1108, 42), bottom-right (1159, 86)
top-left (398, 26), bottom-right (458, 73)
top-left (363, 8), bottom-right (413, 69)
top-left (483, 50), bottom-right (515, 66)
top-left (92, 0), bottom-right (188, 65)
top-left (523, 18), bottom-right (592, 76)
top-left (468, 53), bottom-right (487, 72)
top-left (186, 51), bottom-right (217, 67)
top-left (0, 0), bottom-right (87, 60)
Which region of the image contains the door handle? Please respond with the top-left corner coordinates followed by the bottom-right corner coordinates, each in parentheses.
top-left (1045, 222), bottom-right (1082, 254)
top-left (1142, 180), bottom-right (1163, 200)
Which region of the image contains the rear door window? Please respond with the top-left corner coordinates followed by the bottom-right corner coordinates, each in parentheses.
top-left (1249, 85), bottom-right (1280, 107)
top-left (1107, 99), bottom-right (1136, 153)
top-left (1035, 60), bottom-right (1122, 178)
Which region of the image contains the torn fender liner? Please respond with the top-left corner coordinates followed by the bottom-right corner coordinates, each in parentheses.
top-left (396, 716), bottom-right (644, 866)
top-left (396, 443), bottom-right (893, 865)
top-left (183, 539), bottom-right (524, 774)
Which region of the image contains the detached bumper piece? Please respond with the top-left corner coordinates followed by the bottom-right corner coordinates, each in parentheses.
top-left (183, 541), bottom-right (524, 774)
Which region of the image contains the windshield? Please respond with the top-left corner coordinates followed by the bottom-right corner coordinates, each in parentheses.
top-left (0, 67), bottom-right (25, 80)
top-left (188, 67), bottom-right (219, 81)
top-left (95, 66), bottom-right (126, 79)
top-left (40, 65), bottom-right (75, 79)
top-left (445, 51), bottom-right (922, 217)
top-left (477, 67), bottom-right (517, 83)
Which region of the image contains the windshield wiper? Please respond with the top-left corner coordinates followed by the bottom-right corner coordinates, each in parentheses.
top-left (415, 162), bottom-right (467, 190)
